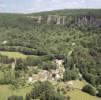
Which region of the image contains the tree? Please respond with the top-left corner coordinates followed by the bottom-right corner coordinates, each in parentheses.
top-left (30, 81), bottom-right (55, 99)
top-left (97, 85), bottom-right (101, 97)
top-left (15, 58), bottom-right (27, 70)
top-left (25, 93), bottom-right (31, 100)
top-left (82, 84), bottom-right (96, 96)
top-left (41, 61), bottom-right (56, 70)
top-left (63, 68), bottom-right (78, 81)
top-left (28, 81), bottom-right (67, 100)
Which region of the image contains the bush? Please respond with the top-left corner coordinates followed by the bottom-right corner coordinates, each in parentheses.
top-left (8, 95), bottom-right (23, 100)
top-left (33, 68), bottom-right (39, 74)
top-left (0, 54), bottom-right (11, 64)
top-left (25, 93), bottom-right (31, 100)
top-left (41, 61), bottom-right (56, 70)
top-left (97, 85), bottom-right (101, 97)
top-left (11, 78), bottom-right (26, 89)
top-left (35, 49), bottom-right (47, 56)
top-left (26, 56), bottom-right (42, 66)
top-left (54, 54), bottom-right (65, 60)
top-left (40, 93), bottom-right (67, 100)
top-left (0, 70), bottom-right (15, 84)
top-left (15, 58), bottom-right (27, 70)
top-left (41, 54), bottom-right (55, 61)
top-left (82, 84), bottom-right (96, 96)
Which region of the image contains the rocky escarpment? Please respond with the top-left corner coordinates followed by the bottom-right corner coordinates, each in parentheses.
top-left (26, 15), bottom-right (101, 27)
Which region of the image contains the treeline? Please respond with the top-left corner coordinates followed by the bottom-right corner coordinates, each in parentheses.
top-left (0, 46), bottom-right (47, 56)
top-left (0, 54), bottom-right (57, 71)
top-left (63, 46), bottom-right (101, 88)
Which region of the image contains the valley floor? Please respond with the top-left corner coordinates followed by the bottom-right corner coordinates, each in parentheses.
top-left (0, 83), bottom-right (100, 100)
top-left (0, 85), bottom-right (32, 100)
top-left (0, 51), bottom-right (100, 100)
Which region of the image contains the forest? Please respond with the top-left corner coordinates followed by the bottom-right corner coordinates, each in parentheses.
top-left (0, 9), bottom-right (101, 100)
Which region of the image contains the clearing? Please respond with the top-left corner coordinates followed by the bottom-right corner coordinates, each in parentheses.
top-left (0, 51), bottom-right (39, 59)
top-left (67, 89), bottom-right (100, 100)
top-left (0, 85), bottom-right (32, 100)
top-left (0, 51), bottom-right (27, 59)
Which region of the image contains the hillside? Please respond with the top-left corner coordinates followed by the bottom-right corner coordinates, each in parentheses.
top-left (0, 9), bottom-right (101, 99)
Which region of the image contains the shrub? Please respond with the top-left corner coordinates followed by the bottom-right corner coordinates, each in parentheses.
top-left (15, 58), bottom-right (27, 70)
top-left (25, 93), bottom-right (31, 100)
top-left (54, 54), bottom-right (65, 60)
top-left (0, 54), bottom-right (11, 64)
top-left (41, 61), bottom-right (56, 70)
top-left (33, 68), bottom-right (39, 74)
top-left (42, 54), bottom-right (55, 61)
top-left (0, 70), bottom-right (15, 84)
top-left (97, 85), bottom-right (101, 97)
top-left (40, 93), bottom-right (67, 100)
top-left (26, 56), bottom-right (42, 66)
top-left (82, 84), bottom-right (96, 96)
top-left (8, 95), bottom-right (23, 100)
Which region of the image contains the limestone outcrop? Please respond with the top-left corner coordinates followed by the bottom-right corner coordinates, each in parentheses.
top-left (26, 15), bottom-right (101, 27)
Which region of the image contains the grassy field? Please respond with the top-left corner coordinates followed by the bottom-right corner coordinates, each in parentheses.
top-left (0, 51), bottom-right (40, 59)
top-left (56, 80), bottom-right (100, 100)
top-left (56, 80), bottom-right (86, 91)
top-left (0, 85), bottom-right (32, 100)
top-left (0, 51), bottom-right (27, 59)
top-left (67, 89), bottom-right (100, 100)
top-left (0, 79), bottom-right (100, 100)
top-left (0, 85), bottom-right (100, 100)
top-left (66, 80), bottom-right (86, 89)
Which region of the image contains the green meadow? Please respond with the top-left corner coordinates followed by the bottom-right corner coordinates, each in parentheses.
top-left (0, 51), bottom-right (27, 59)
